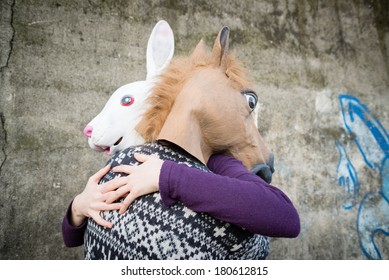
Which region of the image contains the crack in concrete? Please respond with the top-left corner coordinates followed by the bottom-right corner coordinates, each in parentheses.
top-left (0, 113), bottom-right (7, 176)
top-left (0, 0), bottom-right (15, 175)
top-left (0, 0), bottom-right (15, 71)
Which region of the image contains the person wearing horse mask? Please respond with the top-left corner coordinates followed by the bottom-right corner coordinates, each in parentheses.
top-left (62, 27), bottom-right (300, 260)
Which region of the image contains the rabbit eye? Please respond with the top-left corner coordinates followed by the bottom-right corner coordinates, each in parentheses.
top-left (120, 96), bottom-right (134, 106)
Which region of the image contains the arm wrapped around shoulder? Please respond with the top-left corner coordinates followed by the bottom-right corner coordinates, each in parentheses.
top-left (159, 154), bottom-right (300, 238)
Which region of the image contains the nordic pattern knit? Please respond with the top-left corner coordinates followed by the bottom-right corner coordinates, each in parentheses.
top-left (84, 142), bottom-right (269, 259)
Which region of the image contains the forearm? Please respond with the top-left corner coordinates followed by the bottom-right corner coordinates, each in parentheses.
top-left (159, 156), bottom-right (300, 237)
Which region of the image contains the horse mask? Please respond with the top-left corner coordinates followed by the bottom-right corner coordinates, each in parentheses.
top-left (137, 27), bottom-right (275, 183)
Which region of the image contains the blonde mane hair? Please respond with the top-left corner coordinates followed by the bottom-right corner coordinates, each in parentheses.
top-left (136, 40), bottom-right (252, 142)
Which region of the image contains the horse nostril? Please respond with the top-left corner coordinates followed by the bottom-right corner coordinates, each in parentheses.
top-left (255, 164), bottom-right (273, 184)
top-left (251, 154), bottom-right (275, 184)
top-left (83, 125), bottom-right (93, 137)
top-left (251, 164), bottom-right (272, 183)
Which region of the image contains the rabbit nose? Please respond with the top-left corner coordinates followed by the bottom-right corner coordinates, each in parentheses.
top-left (83, 125), bottom-right (93, 137)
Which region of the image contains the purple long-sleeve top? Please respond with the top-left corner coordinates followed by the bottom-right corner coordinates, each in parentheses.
top-left (62, 154), bottom-right (300, 247)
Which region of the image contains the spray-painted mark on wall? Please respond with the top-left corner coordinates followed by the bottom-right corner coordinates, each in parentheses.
top-left (336, 140), bottom-right (359, 210)
top-left (336, 94), bottom-right (389, 260)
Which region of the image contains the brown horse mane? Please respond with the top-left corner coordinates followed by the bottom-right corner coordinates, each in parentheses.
top-left (136, 40), bottom-right (252, 142)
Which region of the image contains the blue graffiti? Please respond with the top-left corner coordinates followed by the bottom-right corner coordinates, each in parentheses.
top-left (336, 94), bottom-right (389, 260)
top-left (336, 140), bottom-right (359, 210)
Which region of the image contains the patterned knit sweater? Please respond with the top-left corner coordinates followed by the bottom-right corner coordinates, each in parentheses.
top-left (84, 142), bottom-right (269, 259)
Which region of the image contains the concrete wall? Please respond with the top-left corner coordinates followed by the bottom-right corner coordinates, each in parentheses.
top-left (0, 0), bottom-right (388, 259)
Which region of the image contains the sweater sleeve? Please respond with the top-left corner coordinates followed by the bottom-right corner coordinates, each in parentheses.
top-left (159, 154), bottom-right (300, 238)
top-left (62, 200), bottom-right (87, 247)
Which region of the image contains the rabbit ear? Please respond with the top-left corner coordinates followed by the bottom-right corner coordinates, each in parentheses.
top-left (146, 20), bottom-right (174, 80)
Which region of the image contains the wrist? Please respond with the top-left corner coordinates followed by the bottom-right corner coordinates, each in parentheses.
top-left (70, 195), bottom-right (86, 227)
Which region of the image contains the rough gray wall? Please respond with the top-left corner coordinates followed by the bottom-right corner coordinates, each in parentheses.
top-left (0, 0), bottom-right (388, 259)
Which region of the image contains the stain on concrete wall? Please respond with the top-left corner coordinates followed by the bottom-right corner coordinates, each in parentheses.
top-left (0, 0), bottom-right (388, 259)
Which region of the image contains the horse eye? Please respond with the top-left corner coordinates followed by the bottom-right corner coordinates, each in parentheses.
top-left (243, 92), bottom-right (258, 111)
top-left (120, 95), bottom-right (134, 106)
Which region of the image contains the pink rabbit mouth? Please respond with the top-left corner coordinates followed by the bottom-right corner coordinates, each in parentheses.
top-left (95, 145), bottom-right (110, 155)
top-left (95, 137), bottom-right (123, 156)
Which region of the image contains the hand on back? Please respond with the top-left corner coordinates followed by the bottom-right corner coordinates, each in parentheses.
top-left (71, 153), bottom-right (163, 228)
top-left (101, 153), bottom-right (163, 214)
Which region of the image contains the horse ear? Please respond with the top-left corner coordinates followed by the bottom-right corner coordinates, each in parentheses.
top-left (146, 20), bottom-right (175, 80)
top-left (190, 39), bottom-right (207, 61)
top-left (211, 26), bottom-right (230, 68)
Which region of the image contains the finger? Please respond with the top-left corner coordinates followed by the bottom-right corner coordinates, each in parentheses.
top-left (90, 163), bottom-right (111, 183)
top-left (105, 185), bottom-right (131, 204)
top-left (134, 153), bottom-right (150, 163)
top-left (100, 202), bottom-right (122, 211)
top-left (100, 176), bottom-right (128, 193)
top-left (134, 153), bottom-right (160, 163)
top-left (112, 164), bottom-right (136, 174)
top-left (119, 193), bottom-right (138, 214)
top-left (90, 212), bottom-right (112, 228)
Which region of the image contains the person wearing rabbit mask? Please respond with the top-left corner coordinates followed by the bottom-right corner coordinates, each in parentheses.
top-left (62, 22), bottom-right (300, 259)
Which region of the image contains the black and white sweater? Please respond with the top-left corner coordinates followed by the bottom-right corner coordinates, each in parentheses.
top-left (84, 142), bottom-right (269, 259)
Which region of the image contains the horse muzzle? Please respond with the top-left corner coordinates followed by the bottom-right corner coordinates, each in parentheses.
top-left (251, 153), bottom-right (275, 184)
